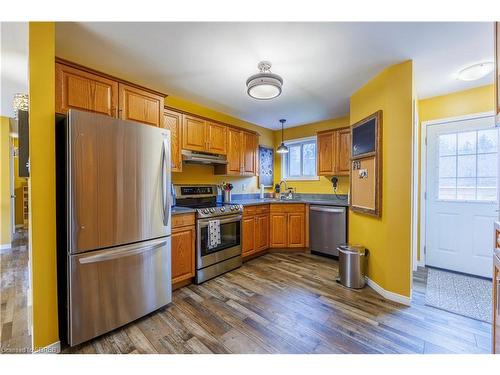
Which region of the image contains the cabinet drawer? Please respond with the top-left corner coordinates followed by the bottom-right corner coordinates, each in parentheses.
top-left (270, 203), bottom-right (305, 213)
top-left (172, 213), bottom-right (195, 228)
top-left (255, 204), bottom-right (270, 214)
top-left (243, 205), bottom-right (258, 216)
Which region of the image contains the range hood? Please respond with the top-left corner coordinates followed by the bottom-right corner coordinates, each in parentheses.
top-left (181, 150), bottom-right (228, 165)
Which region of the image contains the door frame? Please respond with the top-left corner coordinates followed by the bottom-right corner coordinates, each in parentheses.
top-left (419, 111), bottom-right (495, 269)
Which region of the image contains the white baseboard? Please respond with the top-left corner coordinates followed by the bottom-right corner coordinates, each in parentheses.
top-left (33, 341), bottom-right (61, 354)
top-left (0, 243), bottom-right (11, 250)
top-left (365, 277), bottom-right (411, 306)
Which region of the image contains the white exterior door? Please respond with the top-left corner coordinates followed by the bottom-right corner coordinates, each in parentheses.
top-left (425, 114), bottom-right (497, 278)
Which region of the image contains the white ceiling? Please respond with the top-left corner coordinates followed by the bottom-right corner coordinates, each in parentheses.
top-left (55, 22), bottom-right (494, 129)
top-left (0, 22), bottom-right (28, 118)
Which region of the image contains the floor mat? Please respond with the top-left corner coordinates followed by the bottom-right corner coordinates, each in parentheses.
top-left (425, 268), bottom-right (492, 323)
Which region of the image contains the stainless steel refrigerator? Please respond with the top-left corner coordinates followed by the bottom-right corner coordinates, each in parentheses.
top-left (56, 109), bottom-right (172, 346)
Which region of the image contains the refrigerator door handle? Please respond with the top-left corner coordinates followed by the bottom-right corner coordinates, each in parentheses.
top-left (161, 137), bottom-right (171, 227)
top-left (78, 239), bottom-right (168, 264)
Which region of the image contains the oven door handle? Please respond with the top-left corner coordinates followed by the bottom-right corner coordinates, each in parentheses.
top-left (198, 215), bottom-right (242, 227)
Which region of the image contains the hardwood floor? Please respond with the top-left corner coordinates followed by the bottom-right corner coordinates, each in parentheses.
top-left (65, 252), bottom-right (491, 354)
top-left (1, 230), bottom-right (31, 354)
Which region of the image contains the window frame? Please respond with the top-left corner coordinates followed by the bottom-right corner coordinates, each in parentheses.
top-left (280, 136), bottom-right (319, 181)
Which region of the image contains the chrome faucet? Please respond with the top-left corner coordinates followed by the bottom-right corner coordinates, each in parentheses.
top-left (278, 180), bottom-right (295, 200)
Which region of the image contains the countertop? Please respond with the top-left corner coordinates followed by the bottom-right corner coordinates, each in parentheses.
top-left (171, 206), bottom-right (196, 215)
top-left (227, 197), bottom-right (349, 207)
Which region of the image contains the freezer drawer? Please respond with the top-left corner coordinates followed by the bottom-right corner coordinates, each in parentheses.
top-left (309, 205), bottom-right (346, 257)
top-left (68, 237), bottom-right (171, 346)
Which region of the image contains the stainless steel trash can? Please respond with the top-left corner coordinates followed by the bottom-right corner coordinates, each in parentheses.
top-left (338, 244), bottom-right (368, 289)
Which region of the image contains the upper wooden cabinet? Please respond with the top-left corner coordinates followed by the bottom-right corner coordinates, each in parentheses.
top-left (163, 109), bottom-right (183, 172)
top-left (215, 129), bottom-right (257, 176)
top-left (181, 116), bottom-right (228, 155)
top-left (55, 59), bottom-right (166, 127)
top-left (242, 131), bottom-right (257, 175)
top-left (182, 115), bottom-right (207, 152)
top-left (335, 127), bottom-right (351, 175)
top-left (118, 83), bottom-right (164, 127)
top-left (317, 131), bottom-right (335, 175)
top-left (56, 62), bottom-right (118, 117)
top-left (317, 127), bottom-right (351, 176)
top-left (207, 122), bottom-right (227, 155)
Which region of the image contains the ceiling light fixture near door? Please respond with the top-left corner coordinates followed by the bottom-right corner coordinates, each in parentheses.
top-left (246, 61), bottom-right (283, 100)
top-left (276, 119), bottom-right (289, 154)
top-left (457, 62), bottom-right (494, 81)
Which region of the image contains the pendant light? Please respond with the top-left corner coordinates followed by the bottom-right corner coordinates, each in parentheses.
top-left (276, 119), bottom-right (289, 154)
top-left (246, 61), bottom-right (283, 100)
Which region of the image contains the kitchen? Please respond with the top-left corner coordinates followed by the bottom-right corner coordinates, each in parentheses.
top-left (1, 18), bottom-right (499, 361)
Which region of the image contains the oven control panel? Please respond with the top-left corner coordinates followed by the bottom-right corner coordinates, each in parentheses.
top-left (196, 205), bottom-right (243, 218)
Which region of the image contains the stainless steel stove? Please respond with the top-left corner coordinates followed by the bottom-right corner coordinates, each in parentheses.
top-left (173, 185), bottom-right (243, 283)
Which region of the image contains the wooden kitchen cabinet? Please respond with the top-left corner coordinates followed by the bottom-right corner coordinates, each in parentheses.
top-left (335, 127), bottom-right (351, 176)
top-left (207, 122), bottom-right (227, 155)
top-left (255, 214), bottom-right (270, 251)
top-left (270, 204), bottom-right (306, 248)
top-left (56, 62), bottom-right (118, 117)
top-left (171, 213), bottom-right (196, 286)
top-left (163, 109), bottom-right (183, 172)
top-left (214, 129), bottom-right (257, 176)
top-left (242, 216), bottom-right (256, 257)
top-left (242, 131), bottom-right (257, 175)
top-left (119, 83), bottom-right (164, 127)
top-left (317, 131), bottom-right (335, 175)
top-left (182, 115), bottom-right (207, 152)
top-left (270, 213), bottom-right (288, 248)
top-left (317, 126), bottom-right (351, 176)
top-left (56, 59), bottom-right (166, 127)
top-left (287, 212), bottom-right (305, 247)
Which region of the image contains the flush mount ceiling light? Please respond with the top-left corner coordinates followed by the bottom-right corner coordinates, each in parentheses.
top-left (246, 61), bottom-right (283, 100)
top-left (276, 119), bottom-right (289, 154)
top-left (457, 62), bottom-right (494, 81)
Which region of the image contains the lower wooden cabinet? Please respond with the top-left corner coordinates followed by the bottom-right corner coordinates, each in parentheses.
top-left (242, 205), bottom-right (270, 257)
top-left (171, 213), bottom-right (195, 285)
top-left (242, 216), bottom-right (256, 257)
top-left (270, 204), bottom-right (306, 248)
top-left (255, 214), bottom-right (270, 251)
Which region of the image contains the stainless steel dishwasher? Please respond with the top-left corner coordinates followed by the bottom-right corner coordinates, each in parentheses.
top-left (309, 205), bottom-right (346, 257)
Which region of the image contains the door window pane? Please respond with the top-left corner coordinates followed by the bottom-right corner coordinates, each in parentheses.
top-left (439, 178), bottom-right (456, 200)
top-left (439, 134), bottom-right (456, 156)
top-left (457, 178), bottom-right (476, 200)
top-left (439, 156), bottom-right (456, 178)
top-left (477, 153), bottom-right (497, 177)
top-left (477, 177), bottom-right (497, 201)
top-left (457, 155), bottom-right (476, 177)
top-left (457, 132), bottom-right (476, 155)
top-left (435, 127), bottom-right (497, 202)
top-left (477, 129), bottom-right (497, 154)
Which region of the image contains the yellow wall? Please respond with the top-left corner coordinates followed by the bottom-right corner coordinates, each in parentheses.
top-left (273, 116), bottom-right (350, 194)
top-left (29, 22), bottom-right (59, 350)
top-left (349, 60), bottom-right (414, 298)
top-left (416, 84), bottom-right (495, 260)
top-left (165, 96), bottom-right (275, 193)
top-left (419, 84), bottom-right (494, 122)
top-left (1, 116), bottom-right (11, 246)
